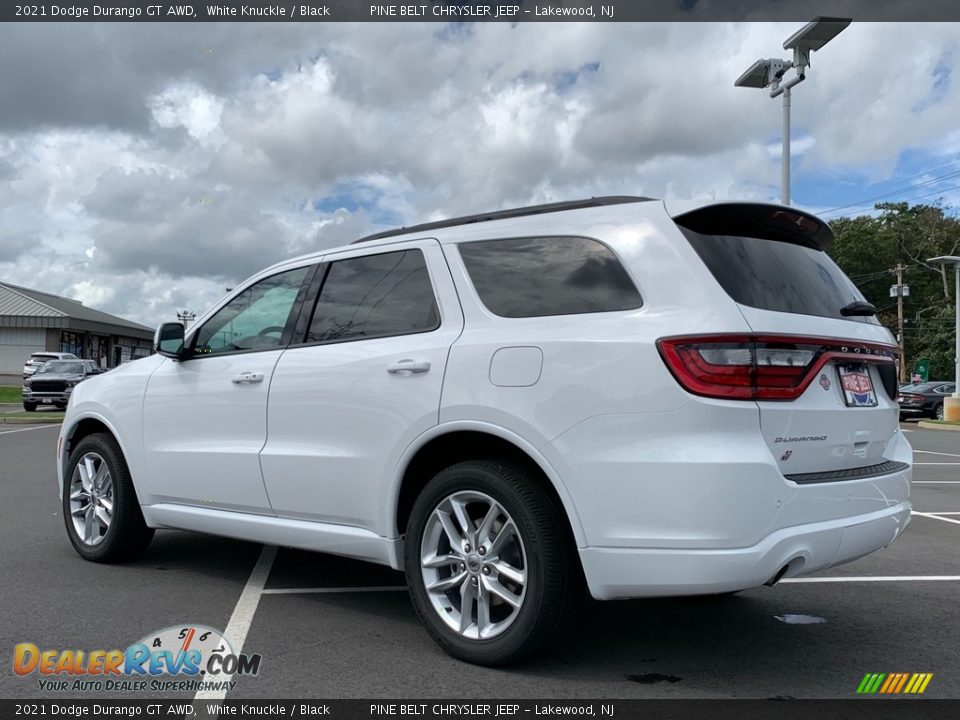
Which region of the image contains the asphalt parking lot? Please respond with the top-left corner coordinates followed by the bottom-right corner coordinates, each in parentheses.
top-left (2, 421), bottom-right (958, 700)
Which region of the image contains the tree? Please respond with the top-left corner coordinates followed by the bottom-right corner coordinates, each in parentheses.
top-left (829, 201), bottom-right (960, 379)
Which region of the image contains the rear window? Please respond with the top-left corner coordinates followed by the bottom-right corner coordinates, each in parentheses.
top-left (458, 236), bottom-right (642, 318)
top-left (680, 228), bottom-right (877, 324)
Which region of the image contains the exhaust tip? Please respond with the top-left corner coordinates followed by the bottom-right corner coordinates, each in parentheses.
top-left (765, 564), bottom-right (790, 587)
top-left (766, 557), bottom-right (806, 586)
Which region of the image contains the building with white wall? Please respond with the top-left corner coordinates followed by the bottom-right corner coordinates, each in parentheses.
top-left (0, 282), bottom-right (154, 374)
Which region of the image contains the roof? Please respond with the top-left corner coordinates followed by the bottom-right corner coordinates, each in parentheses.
top-left (353, 196), bottom-right (655, 243)
top-left (0, 282), bottom-right (153, 337)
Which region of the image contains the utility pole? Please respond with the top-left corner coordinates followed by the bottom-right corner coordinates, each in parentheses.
top-left (890, 264), bottom-right (908, 382)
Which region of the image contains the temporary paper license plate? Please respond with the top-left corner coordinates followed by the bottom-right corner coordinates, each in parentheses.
top-left (837, 364), bottom-right (877, 407)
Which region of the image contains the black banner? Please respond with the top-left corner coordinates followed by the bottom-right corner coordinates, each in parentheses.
top-left (1, 700), bottom-right (959, 720)
top-left (3, 0), bottom-right (960, 23)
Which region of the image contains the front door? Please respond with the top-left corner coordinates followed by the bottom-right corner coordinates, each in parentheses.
top-left (140, 265), bottom-right (313, 513)
top-left (261, 241), bottom-right (463, 535)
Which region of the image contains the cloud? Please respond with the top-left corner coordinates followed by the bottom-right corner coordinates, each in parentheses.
top-left (0, 21), bottom-right (959, 328)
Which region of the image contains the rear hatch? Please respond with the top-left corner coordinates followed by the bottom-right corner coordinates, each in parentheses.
top-left (670, 203), bottom-right (900, 479)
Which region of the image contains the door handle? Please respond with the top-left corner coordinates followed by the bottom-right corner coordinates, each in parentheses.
top-left (387, 359), bottom-right (431, 376)
top-left (232, 372), bottom-right (265, 385)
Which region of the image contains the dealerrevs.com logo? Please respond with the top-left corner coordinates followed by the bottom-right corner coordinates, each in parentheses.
top-left (13, 624), bottom-right (261, 693)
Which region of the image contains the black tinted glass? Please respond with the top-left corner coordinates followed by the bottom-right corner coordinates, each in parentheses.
top-left (306, 250), bottom-right (439, 343)
top-left (682, 229), bottom-right (877, 324)
top-left (458, 237), bottom-right (642, 318)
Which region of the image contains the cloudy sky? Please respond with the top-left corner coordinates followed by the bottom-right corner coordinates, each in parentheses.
top-left (0, 21), bottom-right (958, 327)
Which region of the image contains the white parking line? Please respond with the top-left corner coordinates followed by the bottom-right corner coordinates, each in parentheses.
top-left (193, 544), bottom-right (277, 703)
top-left (913, 481), bottom-right (960, 484)
top-left (924, 511), bottom-right (960, 515)
top-left (0, 424), bottom-right (59, 435)
top-left (912, 511), bottom-right (960, 526)
top-left (782, 576), bottom-right (960, 583)
top-left (914, 462), bottom-right (960, 466)
top-left (916, 450), bottom-right (960, 459)
top-left (262, 586), bottom-right (406, 595)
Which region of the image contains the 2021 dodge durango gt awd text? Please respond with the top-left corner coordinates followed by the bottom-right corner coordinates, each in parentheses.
top-left (57, 197), bottom-right (912, 665)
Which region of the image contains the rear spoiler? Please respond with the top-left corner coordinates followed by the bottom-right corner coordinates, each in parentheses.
top-left (672, 203), bottom-right (834, 252)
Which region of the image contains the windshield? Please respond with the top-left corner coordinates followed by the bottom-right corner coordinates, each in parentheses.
top-left (38, 361), bottom-right (84, 375)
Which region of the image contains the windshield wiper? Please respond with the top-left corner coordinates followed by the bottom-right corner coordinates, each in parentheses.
top-left (840, 300), bottom-right (877, 317)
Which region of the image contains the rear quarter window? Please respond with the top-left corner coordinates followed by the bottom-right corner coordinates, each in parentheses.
top-left (458, 236), bottom-right (642, 319)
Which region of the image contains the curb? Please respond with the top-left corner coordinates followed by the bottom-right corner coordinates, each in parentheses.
top-left (0, 417), bottom-right (63, 425)
top-left (917, 421), bottom-right (960, 432)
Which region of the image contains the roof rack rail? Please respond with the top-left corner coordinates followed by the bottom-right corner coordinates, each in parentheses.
top-left (351, 195), bottom-right (655, 244)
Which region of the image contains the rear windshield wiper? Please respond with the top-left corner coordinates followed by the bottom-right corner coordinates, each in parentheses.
top-left (840, 300), bottom-right (877, 317)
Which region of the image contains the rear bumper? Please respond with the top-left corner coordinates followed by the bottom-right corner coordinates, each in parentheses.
top-left (580, 501), bottom-right (912, 600)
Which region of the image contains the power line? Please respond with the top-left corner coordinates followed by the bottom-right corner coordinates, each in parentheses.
top-left (822, 168), bottom-right (960, 218)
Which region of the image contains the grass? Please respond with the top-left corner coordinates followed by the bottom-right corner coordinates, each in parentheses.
top-left (2, 411), bottom-right (65, 420)
top-left (925, 419), bottom-right (960, 426)
top-left (0, 385), bottom-right (24, 403)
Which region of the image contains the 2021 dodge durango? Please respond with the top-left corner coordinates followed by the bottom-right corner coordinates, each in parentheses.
top-left (57, 197), bottom-right (912, 665)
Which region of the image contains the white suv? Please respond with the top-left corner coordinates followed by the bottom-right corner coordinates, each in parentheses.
top-left (57, 197), bottom-right (912, 665)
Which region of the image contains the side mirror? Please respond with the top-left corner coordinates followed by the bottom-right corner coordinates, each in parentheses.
top-left (155, 322), bottom-right (188, 359)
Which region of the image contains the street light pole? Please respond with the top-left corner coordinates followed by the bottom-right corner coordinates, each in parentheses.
top-left (735, 17), bottom-right (851, 207)
top-left (781, 85), bottom-right (791, 205)
top-left (928, 256), bottom-right (960, 420)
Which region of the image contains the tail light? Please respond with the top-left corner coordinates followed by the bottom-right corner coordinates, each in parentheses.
top-left (899, 393), bottom-right (924, 403)
top-left (657, 334), bottom-right (897, 401)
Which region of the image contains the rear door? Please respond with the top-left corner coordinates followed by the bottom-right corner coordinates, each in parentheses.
top-left (260, 239), bottom-right (463, 535)
top-left (675, 204), bottom-right (899, 477)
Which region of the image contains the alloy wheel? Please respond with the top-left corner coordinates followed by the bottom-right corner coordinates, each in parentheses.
top-left (419, 491), bottom-right (527, 640)
top-left (68, 452), bottom-right (114, 546)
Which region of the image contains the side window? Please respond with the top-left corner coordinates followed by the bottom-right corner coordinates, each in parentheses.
top-left (458, 236), bottom-right (643, 318)
top-left (193, 266), bottom-right (310, 355)
top-left (305, 249), bottom-right (439, 344)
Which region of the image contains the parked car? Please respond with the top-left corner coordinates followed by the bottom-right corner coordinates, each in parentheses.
top-left (22, 351), bottom-right (78, 378)
top-left (898, 381), bottom-right (956, 420)
top-left (56, 197), bottom-right (912, 665)
top-left (22, 359), bottom-right (101, 411)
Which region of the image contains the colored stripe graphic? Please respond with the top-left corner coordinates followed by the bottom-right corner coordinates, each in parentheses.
top-left (857, 673), bottom-right (932, 694)
top-left (894, 673), bottom-right (909, 693)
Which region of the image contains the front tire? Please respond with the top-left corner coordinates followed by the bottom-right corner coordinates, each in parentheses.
top-left (63, 432), bottom-right (154, 562)
top-left (405, 460), bottom-right (579, 666)
top-left (22, 402), bottom-right (36, 412)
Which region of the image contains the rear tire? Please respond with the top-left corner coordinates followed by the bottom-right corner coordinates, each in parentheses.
top-left (405, 460), bottom-right (580, 666)
top-left (22, 402), bottom-right (36, 412)
top-left (935, 403), bottom-right (945, 420)
top-left (62, 432), bottom-right (154, 563)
